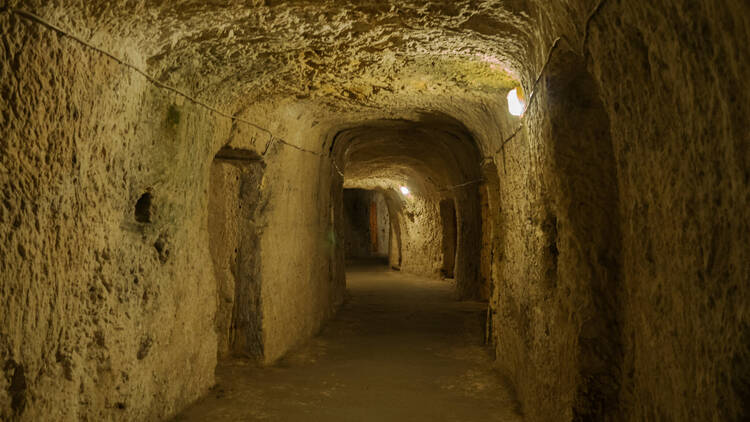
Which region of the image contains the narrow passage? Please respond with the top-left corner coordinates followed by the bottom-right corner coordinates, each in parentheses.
top-left (174, 262), bottom-right (521, 421)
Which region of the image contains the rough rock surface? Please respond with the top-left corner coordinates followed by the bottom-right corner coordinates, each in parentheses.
top-left (1, 1), bottom-right (748, 421)
top-left (1, 12), bottom-right (226, 420)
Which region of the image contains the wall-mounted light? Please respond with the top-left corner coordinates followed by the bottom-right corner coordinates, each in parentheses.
top-left (399, 186), bottom-right (410, 195)
top-left (507, 87), bottom-right (525, 116)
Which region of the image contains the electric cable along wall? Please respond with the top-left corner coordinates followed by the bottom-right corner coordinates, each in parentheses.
top-left (6, 0), bottom-right (610, 191)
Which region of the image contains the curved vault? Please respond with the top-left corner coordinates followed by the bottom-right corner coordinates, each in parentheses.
top-left (11, 0), bottom-right (528, 116)
top-left (335, 112), bottom-right (482, 198)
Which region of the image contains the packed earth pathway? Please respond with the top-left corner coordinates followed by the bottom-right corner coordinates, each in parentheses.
top-left (173, 263), bottom-right (522, 422)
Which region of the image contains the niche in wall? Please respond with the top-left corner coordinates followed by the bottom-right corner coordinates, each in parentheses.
top-left (544, 50), bottom-right (622, 420)
top-left (383, 190), bottom-right (403, 270)
top-left (439, 199), bottom-right (457, 279)
top-left (481, 161), bottom-right (502, 340)
top-left (208, 147), bottom-right (264, 359)
top-left (134, 191), bottom-right (153, 223)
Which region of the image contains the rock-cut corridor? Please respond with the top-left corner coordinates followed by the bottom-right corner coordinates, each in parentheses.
top-left (1, 1), bottom-right (749, 421)
top-left (174, 262), bottom-right (521, 422)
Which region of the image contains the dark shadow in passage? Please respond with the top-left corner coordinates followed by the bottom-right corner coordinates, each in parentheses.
top-left (439, 199), bottom-right (457, 279)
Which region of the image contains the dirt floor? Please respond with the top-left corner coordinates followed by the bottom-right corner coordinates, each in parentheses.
top-left (173, 262), bottom-right (522, 421)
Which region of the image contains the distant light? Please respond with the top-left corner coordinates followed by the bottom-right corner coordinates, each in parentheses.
top-left (507, 88), bottom-right (525, 116)
top-left (399, 186), bottom-right (410, 195)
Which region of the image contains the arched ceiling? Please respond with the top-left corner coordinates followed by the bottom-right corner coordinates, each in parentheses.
top-left (336, 114), bottom-right (482, 198)
top-left (11, 0), bottom-right (563, 191)
top-left (13, 0), bottom-right (537, 113)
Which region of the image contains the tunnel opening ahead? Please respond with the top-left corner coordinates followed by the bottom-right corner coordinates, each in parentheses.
top-left (331, 113), bottom-right (485, 298)
top-left (342, 188), bottom-right (391, 265)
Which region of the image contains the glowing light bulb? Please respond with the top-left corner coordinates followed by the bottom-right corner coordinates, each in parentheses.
top-left (400, 186), bottom-right (410, 195)
top-left (507, 88), bottom-right (525, 116)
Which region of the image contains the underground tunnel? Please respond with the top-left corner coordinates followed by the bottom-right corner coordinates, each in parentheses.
top-left (1, 1), bottom-right (749, 421)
